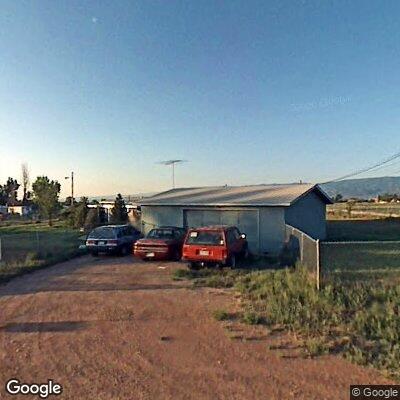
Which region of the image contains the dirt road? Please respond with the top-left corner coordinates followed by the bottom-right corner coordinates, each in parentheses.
top-left (0, 256), bottom-right (391, 399)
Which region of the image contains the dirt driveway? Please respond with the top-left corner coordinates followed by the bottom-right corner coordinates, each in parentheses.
top-left (0, 256), bottom-right (391, 399)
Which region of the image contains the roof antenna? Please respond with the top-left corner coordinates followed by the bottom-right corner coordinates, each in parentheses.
top-left (157, 159), bottom-right (188, 189)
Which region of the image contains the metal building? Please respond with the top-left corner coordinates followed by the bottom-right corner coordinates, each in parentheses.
top-left (140, 184), bottom-right (332, 255)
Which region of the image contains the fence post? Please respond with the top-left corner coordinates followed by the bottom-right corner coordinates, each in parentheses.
top-left (300, 233), bottom-right (304, 263)
top-left (316, 239), bottom-right (320, 290)
top-left (36, 230), bottom-right (40, 254)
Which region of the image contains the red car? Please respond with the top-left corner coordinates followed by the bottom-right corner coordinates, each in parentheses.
top-left (133, 226), bottom-right (187, 261)
top-left (182, 225), bottom-right (248, 269)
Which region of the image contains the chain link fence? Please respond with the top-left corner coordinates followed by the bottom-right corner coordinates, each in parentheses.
top-left (283, 224), bottom-right (320, 288)
top-left (284, 224), bottom-right (400, 287)
top-left (320, 240), bottom-right (400, 283)
top-left (0, 230), bottom-right (84, 264)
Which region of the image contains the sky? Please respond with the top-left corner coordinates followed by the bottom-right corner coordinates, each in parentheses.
top-left (1, 0), bottom-right (400, 199)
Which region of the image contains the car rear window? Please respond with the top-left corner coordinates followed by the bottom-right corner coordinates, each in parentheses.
top-left (88, 227), bottom-right (116, 239)
top-left (147, 229), bottom-right (175, 239)
top-left (185, 231), bottom-right (224, 246)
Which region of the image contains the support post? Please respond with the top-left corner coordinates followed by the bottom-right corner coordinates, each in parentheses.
top-left (316, 239), bottom-right (320, 290)
top-left (300, 233), bottom-right (304, 263)
top-left (36, 230), bottom-right (40, 253)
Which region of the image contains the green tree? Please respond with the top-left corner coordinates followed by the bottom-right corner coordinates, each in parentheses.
top-left (84, 207), bottom-right (101, 231)
top-left (64, 196), bottom-right (78, 207)
top-left (4, 177), bottom-right (20, 204)
top-left (72, 197), bottom-right (89, 229)
top-left (0, 185), bottom-right (7, 205)
top-left (32, 176), bottom-right (61, 226)
top-left (110, 193), bottom-right (128, 224)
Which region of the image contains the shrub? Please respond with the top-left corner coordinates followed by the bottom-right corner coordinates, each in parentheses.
top-left (212, 309), bottom-right (230, 321)
top-left (241, 311), bottom-right (263, 325)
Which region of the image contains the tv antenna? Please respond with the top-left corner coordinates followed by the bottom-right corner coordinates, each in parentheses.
top-left (157, 159), bottom-right (187, 188)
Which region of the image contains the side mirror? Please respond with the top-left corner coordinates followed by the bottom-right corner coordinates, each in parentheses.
top-left (241, 233), bottom-right (247, 239)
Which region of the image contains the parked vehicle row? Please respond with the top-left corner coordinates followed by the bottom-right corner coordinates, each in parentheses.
top-left (86, 224), bottom-right (248, 269)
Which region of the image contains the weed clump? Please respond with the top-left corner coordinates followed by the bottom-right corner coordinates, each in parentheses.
top-left (212, 309), bottom-right (231, 321)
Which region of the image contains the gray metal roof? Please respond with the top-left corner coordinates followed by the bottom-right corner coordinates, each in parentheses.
top-left (140, 184), bottom-right (332, 207)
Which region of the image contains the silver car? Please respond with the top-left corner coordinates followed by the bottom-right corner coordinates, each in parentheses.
top-left (86, 225), bottom-right (142, 256)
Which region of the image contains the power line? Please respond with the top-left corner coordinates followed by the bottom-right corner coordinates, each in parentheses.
top-left (322, 149), bottom-right (400, 184)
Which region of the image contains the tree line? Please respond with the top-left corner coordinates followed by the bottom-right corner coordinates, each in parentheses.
top-left (1, 164), bottom-right (129, 229)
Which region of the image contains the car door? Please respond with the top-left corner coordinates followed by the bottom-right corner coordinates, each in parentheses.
top-left (116, 227), bottom-right (127, 246)
top-left (227, 228), bottom-right (241, 255)
top-left (127, 226), bottom-right (142, 243)
top-left (174, 228), bottom-right (186, 252)
top-left (233, 228), bottom-right (246, 253)
top-left (225, 229), bottom-right (237, 256)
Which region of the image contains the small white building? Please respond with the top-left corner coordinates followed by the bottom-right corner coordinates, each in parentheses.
top-left (88, 200), bottom-right (140, 223)
top-left (7, 204), bottom-right (33, 216)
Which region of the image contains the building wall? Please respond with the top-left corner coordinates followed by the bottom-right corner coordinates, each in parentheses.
top-left (141, 206), bottom-right (183, 235)
top-left (258, 207), bottom-right (286, 254)
top-left (141, 205), bottom-right (287, 255)
top-left (284, 191), bottom-right (327, 239)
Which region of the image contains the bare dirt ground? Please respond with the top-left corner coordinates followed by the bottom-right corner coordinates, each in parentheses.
top-left (0, 256), bottom-right (392, 399)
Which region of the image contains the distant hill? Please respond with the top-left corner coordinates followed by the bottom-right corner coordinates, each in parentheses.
top-left (321, 176), bottom-right (400, 199)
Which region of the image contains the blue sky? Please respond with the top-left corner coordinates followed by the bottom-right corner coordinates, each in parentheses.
top-left (1, 0), bottom-right (400, 198)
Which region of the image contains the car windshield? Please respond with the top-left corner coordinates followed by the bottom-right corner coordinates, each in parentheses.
top-left (88, 227), bottom-right (116, 239)
top-left (185, 231), bottom-right (224, 246)
top-left (147, 229), bottom-right (175, 239)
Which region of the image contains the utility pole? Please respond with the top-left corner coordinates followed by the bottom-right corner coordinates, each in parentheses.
top-left (71, 171), bottom-right (74, 206)
top-left (65, 171), bottom-right (75, 206)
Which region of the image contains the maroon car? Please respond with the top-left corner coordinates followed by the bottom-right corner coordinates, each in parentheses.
top-left (133, 226), bottom-right (187, 261)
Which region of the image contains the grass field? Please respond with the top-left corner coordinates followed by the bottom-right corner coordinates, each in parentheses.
top-left (324, 219), bottom-right (400, 282)
top-left (328, 202), bottom-right (400, 220)
top-left (327, 218), bottom-right (400, 241)
top-left (0, 222), bottom-right (84, 283)
top-left (321, 242), bottom-right (400, 283)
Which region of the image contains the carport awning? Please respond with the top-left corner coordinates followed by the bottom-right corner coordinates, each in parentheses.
top-left (140, 184), bottom-right (332, 207)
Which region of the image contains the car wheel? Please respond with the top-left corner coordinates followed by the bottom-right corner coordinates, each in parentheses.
top-left (229, 255), bottom-right (236, 268)
top-left (173, 250), bottom-right (181, 261)
top-left (120, 245), bottom-right (129, 256)
top-left (91, 251), bottom-right (98, 257)
top-left (241, 245), bottom-right (249, 260)
top-left (188, 262), bottom-right (199, 270)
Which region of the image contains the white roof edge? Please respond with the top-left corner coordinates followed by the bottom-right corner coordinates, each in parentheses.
top-left (140, 203), bottom-right (292, 207)
top-left (140, 183), bottom-right (332, 207)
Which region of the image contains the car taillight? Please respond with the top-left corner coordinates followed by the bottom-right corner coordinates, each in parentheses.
top-left (107, 240), bottom-right (118, 246)
top-left (221, 249), bottom-right (227, 259)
